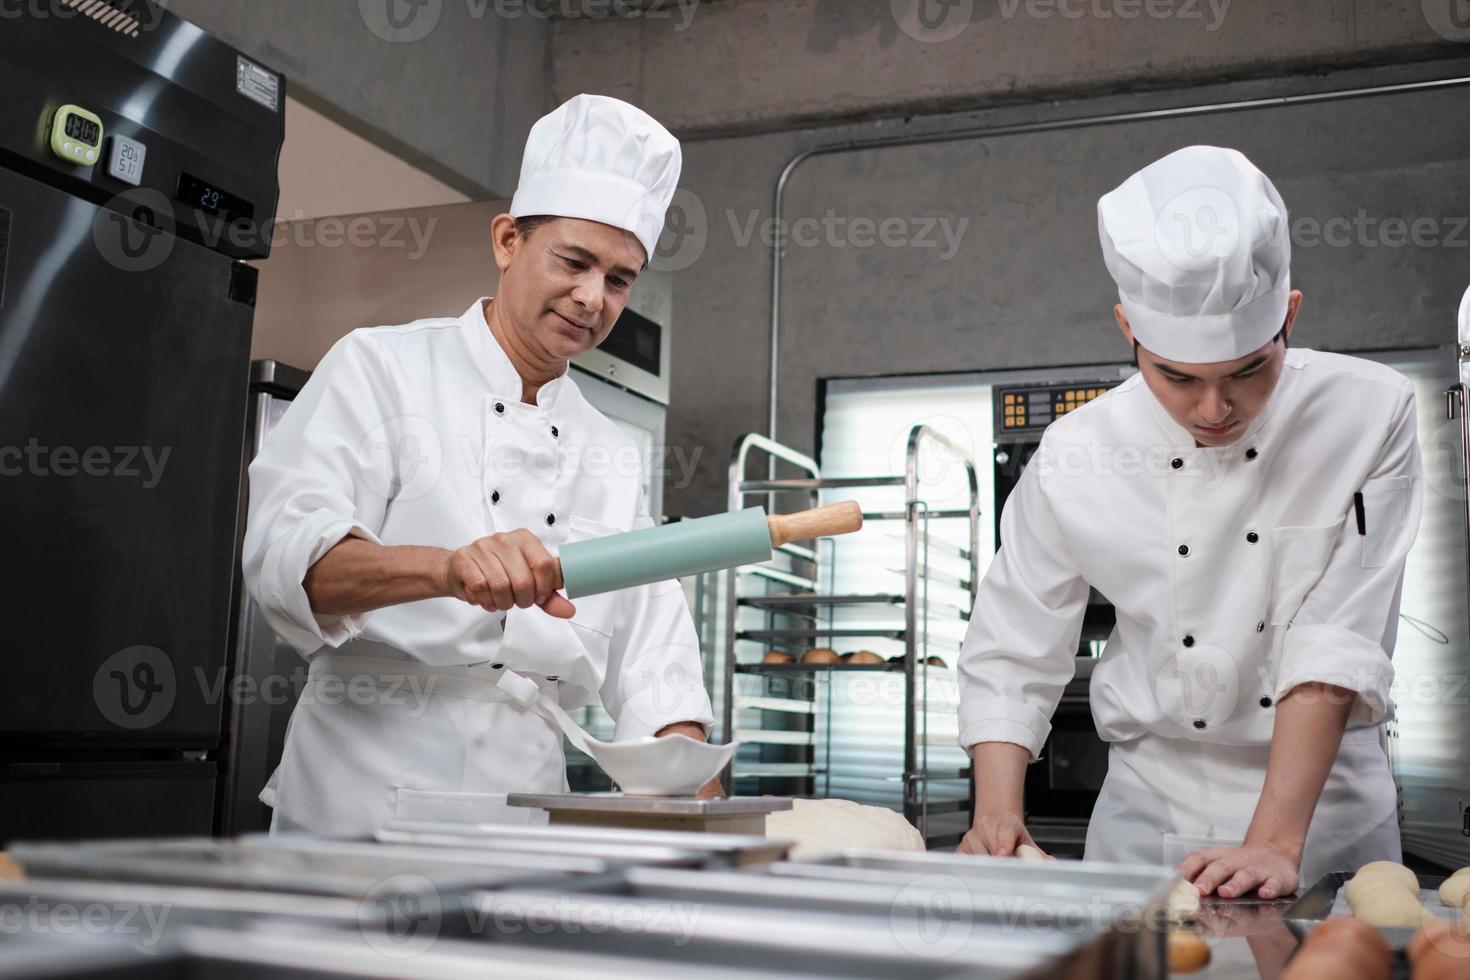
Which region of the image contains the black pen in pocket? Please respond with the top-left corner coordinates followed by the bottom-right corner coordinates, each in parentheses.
top-left (1353, 491), bottom-right (1366, 536)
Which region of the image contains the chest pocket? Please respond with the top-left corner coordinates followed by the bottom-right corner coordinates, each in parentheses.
top-left (1358, 475), bottom-right (1414, 569)
top-left (563, 515), bottom-right (624, 645)
top-left (1267, 517), bottom-right (1344, 627)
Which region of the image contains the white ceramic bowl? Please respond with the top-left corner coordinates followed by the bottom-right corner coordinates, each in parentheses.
top-left (587, 735), bottom-right (740, 796)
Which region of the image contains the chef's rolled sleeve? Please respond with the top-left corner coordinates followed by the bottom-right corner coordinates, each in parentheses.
top-left (958, 451), bottom-right (1089, 760)
top-left (600, 577), bottom-right (716, 742)
top-left (1275, 383), bottom-right (1422, 727)
top-left (242, 330), bottom-right (397, 656)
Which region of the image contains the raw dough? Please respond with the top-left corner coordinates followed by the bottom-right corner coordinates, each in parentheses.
top-left (1354, 861), bottom-right (1420, 892)
top-left (1436, 867), bottom-right (1470, 909)
top-left (1015, 843), bottom-right (1048, 863)
top-left (1167, 931), bottom-right (1211, 974)
top-left (1165, 878), bottom-right (1202, 924)
top-left (1345, 877), bottom-right (1430, 928)
top-left (766, 798), bottom-right (926, 861)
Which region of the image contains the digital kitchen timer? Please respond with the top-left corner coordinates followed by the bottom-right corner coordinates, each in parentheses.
top-left (49, 104), bottom-right (104, 166)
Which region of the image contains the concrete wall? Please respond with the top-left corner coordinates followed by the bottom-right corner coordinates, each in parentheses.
top-left (167, 0), bottom-right (551, 197)
top-left (553, 0), bottom-right (1466, 136)
top-left (659, 59), bottom-right (1470, 518)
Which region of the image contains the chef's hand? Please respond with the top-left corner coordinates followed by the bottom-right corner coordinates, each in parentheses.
top-left (956, 812), bottom-right (1047, 858)
top-left (1177, 841), bottom-right (1299, 900)
top-left (656, 722), bottom-right (725, 799)
top-left (442, 529), bottom-right (577, 618)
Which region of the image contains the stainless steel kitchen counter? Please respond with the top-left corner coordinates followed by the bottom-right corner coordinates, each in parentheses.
top-left (1189, 897), bottom-right (1301, 980)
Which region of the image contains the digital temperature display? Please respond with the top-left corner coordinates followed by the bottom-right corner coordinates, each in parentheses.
top-left (176, 173), bottom-right (255, 223)
top-left (64, 113), bottom-right (100, 146)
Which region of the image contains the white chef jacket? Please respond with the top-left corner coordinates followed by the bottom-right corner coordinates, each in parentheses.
top-left (959, 348), bottom-right (1422, 757)
top-left (243, 298), bottom-right (715, 743)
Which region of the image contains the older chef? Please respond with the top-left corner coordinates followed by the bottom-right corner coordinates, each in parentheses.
top-left (957, 146), bottom-right (1422, 900)
top-left (243, 94), bottom-right (716, 834)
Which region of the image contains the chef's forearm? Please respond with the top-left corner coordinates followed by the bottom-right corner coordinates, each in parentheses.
top-left (1243, 681), bottom-right (1354, 862)
top-left (303, 535), bottom-right (451, 616)
top-left (971, 741), bottom-right (1030, 816)
top-left (655, 721), bottom-right (708, 740)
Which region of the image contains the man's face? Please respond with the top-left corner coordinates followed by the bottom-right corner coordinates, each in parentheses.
top-left (1120, 292), bottom-right (1300, 447)
top-left (495, 216), bottom-right (645, 362)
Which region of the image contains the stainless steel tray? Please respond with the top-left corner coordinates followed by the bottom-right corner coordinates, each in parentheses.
top-left (0, 875), bottom-right (376, 939)
top-left (0, 924), bottom-right (849, 979)
top-left (1284, 871), bottom-right (1455, 950)
top-left (466, 866), bottom-right (1133, 979)
top-left (378, 819), bottom-right (793, 868)
top-left (772, 849), bottom-right (1176, 906)
top-left (8, 836), bottom-right (605, 900)
top-left (764, 850), bottom-right (1178, 979)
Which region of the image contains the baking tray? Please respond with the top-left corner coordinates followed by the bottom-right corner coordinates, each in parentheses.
top-left (0, 875), bottom-right (380, 943)
top-left (465, 865), bottom-right (1138, 979)
top-left (377, 819), bottom-right (793, 868)
top-left (1284, 871), bottom-right (1456, 949)
top-left (7, 836), bottom-right (605, 900)
top-left (0, 924), bottom-right (857, 980)
top-left (763, 849), bottom-right (1178, 979)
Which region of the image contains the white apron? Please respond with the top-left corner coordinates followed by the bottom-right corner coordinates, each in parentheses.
top-left (262, 644), bottom-right (567, 834)
top-left (1084, 726), bottom-right (1400, 882)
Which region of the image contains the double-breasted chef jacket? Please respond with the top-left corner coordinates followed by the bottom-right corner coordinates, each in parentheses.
top-left (243, 298), bottom-right (714, 834)
top-left (958, 348), bottom-right (1422, 877)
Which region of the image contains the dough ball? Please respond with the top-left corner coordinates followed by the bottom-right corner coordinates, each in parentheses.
top-left (1347, 878), bottom-right (1429, 928)
top-left (1015, 843), bottom-right (1048, 863)
top-left (767, 798), bottom-right (925, 861)
top-left (1354, 860), bottom-right (1420, 892)
top-left (1165, 878), bottom-right (1202, 924)
top-left (1436, 868), bottom-right (1470, 909)
top-left (846, 650), bottom-right (885, 665)
top-left (801, 648), bottom-right (840, 665)
top-left (1307, 917), bottom-right (1392, 969)
top-left (1166, 931), bottom-right (1211, 974)
top-left (1409, 919), bottom-right (1470, 980)
top-left (762, 649), bottom-right (795, 664)
top-left (1283, 920), bottom-right (1390, 980)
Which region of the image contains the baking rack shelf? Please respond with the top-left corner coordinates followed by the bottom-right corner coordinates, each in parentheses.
top-left (720, 428), bottom-right (980, 844)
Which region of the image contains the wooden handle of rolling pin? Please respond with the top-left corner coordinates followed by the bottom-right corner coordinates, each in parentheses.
top-left (767, 501), bottom-right (864, 547)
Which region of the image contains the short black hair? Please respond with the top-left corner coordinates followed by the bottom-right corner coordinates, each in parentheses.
top-left (514, 215), bottom-right (557, 240)
top-left (513, 213), bottom-right (649, 271)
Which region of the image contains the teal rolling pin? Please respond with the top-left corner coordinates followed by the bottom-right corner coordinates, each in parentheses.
top-left (554, 501), bottom-right (864, 599)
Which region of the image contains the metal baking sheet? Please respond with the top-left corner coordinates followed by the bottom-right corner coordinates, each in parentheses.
top-left (0, 876), bottom-right (376, 939)
top-left (0, 924), bottom-right (852, 980)
top-left (507, 792), bottom-right (793, 816)
top-left (7, 836), bottom-right (605, 900)
top-left (377, 819), bottom-right (793, 867)
top-left (775, 849), bottom-right (1177, 904)
top-left (1284, 872), bottom-right (1455, 949)
top-left (469, 883), bottom-right (1095, 979)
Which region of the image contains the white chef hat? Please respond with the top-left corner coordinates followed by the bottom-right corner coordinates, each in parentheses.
top-left (1098, 145), bottom-right (1291, 364)
top-left (510, 94), bottom-right (681, 263)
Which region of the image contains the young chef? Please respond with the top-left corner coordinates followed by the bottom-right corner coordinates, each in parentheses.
top-left (956, 146), bottom-right (1423, 900)
top-left (243, 94), bottom-right (716, 834)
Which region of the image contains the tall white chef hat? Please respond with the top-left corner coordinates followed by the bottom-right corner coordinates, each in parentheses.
top-left (1098, 145), bottom-right (1291, 364)
top-left (510, 94), bottom-right (681, 263)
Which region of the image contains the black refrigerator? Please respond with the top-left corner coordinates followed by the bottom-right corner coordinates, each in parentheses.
top-left (0, 1), bottom-right (284, 842)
